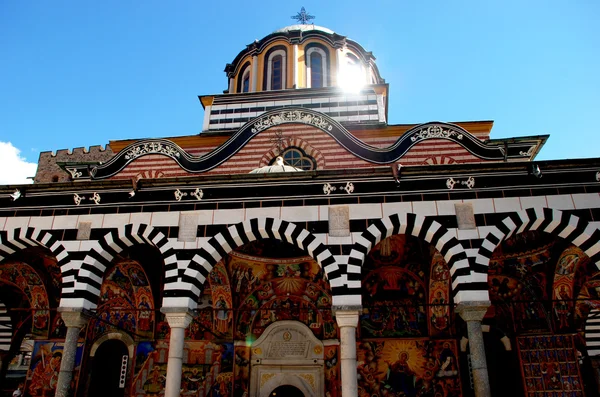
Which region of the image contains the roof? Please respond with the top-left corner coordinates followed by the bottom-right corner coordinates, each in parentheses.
top-left (273, 24), bottom-right (335, 35)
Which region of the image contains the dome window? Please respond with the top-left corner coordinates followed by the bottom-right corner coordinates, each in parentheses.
top-left (306, 46), bottom-right (328, 88)
top-left (242, 69), bottom-right (250, 93)
top-left (266, 48), bottom-right (287, 91)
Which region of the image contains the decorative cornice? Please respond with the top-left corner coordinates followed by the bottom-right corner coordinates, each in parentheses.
top-left (68, 108), bottom-right (543, 180)
top-left (251, 110), bottom-right (333, 134)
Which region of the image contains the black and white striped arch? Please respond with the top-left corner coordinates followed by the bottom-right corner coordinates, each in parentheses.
top-left (347, 213), bottom-right (475, 302)
top-left (70, 223), bottom-right (175, 310)
top-left (476, 207), bottom-right (600, 275)
top-left (0, 227), bottom-right (72, 295)
top-left (163, 218), bottom-right (341, 310)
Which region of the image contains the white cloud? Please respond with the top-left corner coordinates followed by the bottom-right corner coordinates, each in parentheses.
top-left (0, 142), bottom-right (37, 185)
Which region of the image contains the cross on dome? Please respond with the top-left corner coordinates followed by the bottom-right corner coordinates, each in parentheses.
top-left (291, 7), bottom-right (315, 25)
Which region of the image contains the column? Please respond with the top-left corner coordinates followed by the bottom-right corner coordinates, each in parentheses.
top-left (293, 44), bottom-right (298, 88)
top-left (162, 309), bottom-right (193, 397)
top-left (55, 309), bottom-right (91, 397)
top-left (456, 301), bottom-right (491, 397)
top-left (228, 77), bottom-right (234, 94)
top-left (251, 55), bottom-right (258, 92)
top-left (335, 308), bottom-right (360, 397)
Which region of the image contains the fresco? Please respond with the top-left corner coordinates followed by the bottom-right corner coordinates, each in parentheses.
top-left (209, 262), bottom-right (233, 339)
top-left (233, 345), bottom-right (250, 397)
top-left (0, 262), bottom-right (50, 337)
top-left (357, 339), bottom-right (461, 397)
top-left (26, 341), bottom-right (84, 397)
top-left (552, 246), bottom-right (589, 332)
top-left (428, 252), bottom-right (451, 336)
top-left (517, 335), bottom-right (584, 396)
top-left (88, 260), bottom-right (155, 341)
top-left (131, 341), bottom-right (233, 397)
top-left (324, 345), bottom-right (341, 397)
top-left (361, 236), bottom-right (432, 338)
top-left (228, 252), bottom-right (336, 340)
top-left (488, 231), bottom-right (554, 333)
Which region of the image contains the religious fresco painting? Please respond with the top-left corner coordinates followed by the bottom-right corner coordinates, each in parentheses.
top-left (428, 252), bottom-right (452, 337)
top-left (552, 247), bottom-right (589, 332)
top-left (357, 339), bottom-right (462, 397)
top-left (233, 345), bottom-right (250, 397)
top-left (0, 262), bottom-right (51, 337)
top-left (324, 345), bottom-right (341, 397)
top-left (228, 250), bottom-right (336, 341)
top-left (361, 235), bottom-right (444, 338)
top-left (25, 341), bottom-right (84, 397)
top-left (88, 260), bottom-right (155, 341)
top-left (131, 340), bottom-right (233, 397)
top-left (488, 231), bottom-right (555, 334)
top-left (517, 335), bottom-right (584, 396)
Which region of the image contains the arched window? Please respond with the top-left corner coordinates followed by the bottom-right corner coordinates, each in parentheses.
top-left (242, 69), bottom-right (250, 93)
top-left (265, 48), bottom-right (287, 91)
top-left (271, 55), bottom-right (283, 90)
top-left (270, 147), bottom-right (316, 171)
top-left (306, 46), bottom-right (328, 88)
top-left (237, 62), bottom-right (251, 93)
top-left (310, 53), bottom-right (323, 88)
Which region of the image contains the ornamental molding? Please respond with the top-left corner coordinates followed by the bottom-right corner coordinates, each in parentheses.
top-left (519, 145), bottom-right (536, 157)
top-left (596, 171), bottom-right (600, 182)
top-left (66, 167), bottom-right (83, 179)
top-left (80, 109), bottom-right (543, 180)
top-left (124, 141), bottom-right (181, 161)
top-left (73, 192), bottom-right (101, 205)
top-left (446, 177), bottom-right (475, 190)
top-left (251, 110), bottom-right (333, 134)
top-left (323, 182), bottom-right (354, 195)
top-left (411, 125), bottom-right (463, 143)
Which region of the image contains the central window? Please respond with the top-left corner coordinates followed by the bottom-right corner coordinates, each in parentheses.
top-left (270, 147), bottom-right (316, 171)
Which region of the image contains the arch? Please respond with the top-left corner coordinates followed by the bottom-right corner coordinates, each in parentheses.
top-left (163, 218), bottom-right (340, 310)
top-left (0, 228), bottom-right (69, 280)
top-left (75, 223), bottom-right (174, 310)
top-left (0, 227), bottom-right (69, 305)
top-left (261, 377), bottom-right (312, 397)
top-left (476, 207), bottom-right (600, 274)
top-left (585, 309), bottom-right (600, 356)
top-left (347, 213), bottom-right (471, 301)
top-left (89, 331), bottom-right (135, 358)
top-left (259, 134), bottom-right (325, 169)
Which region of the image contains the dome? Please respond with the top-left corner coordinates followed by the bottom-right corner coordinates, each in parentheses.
top-left (273, 24), bottom-right (335, 35)
top-left (249, 157), bottom-right (304, 174)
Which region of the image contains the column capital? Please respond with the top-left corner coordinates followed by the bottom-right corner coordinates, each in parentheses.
top-left (161, 308), bottom-right (194, 329)
top-left (333, 306), bottom-right (361, 328)
top-left (57, 308), bottom-right (92, 328)
top-left (455, 301), bottom-right (491, 322)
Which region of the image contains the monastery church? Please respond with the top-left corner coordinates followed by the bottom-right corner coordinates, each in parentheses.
top-left (2, 9), bottom-right (600, 397)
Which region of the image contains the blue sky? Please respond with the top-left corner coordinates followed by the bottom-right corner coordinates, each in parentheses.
top-left (1, 1), bottom-right (598, 184)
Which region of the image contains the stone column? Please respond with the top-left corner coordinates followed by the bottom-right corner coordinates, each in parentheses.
top-left (335, 308), bottom-right (360, 397)
top-left (162, 309), bottom-right (193, 397)
top-left (251, 55), bottom-right (258, 92)
top-left (56, 309), bottom-right (91, 397)
top-left (293, 44), bottom-right (298, 88)
top-left (456, 302), bottom-right (491, 397)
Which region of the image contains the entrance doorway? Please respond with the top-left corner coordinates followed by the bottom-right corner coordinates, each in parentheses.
top-left (269, 385), bottom-right (304, 397)
top-left (88, 339), bottom-right (129, 397)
